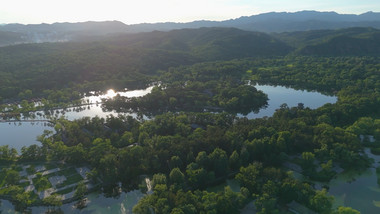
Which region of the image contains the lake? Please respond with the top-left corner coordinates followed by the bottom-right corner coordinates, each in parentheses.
top-left (0, 87), bottom-right (154, 152)
top-left (0, 85), bottom-right (337, 151)
top-left (0, 122), bottom-right (53, 152)
top-left (244, 84), bottom-right (337, 119)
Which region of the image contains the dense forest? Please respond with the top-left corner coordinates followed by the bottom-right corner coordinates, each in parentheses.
top-left (1, 26), bottom-right (380, 213)
top-left (1, 26), bottom-right (379, 103)
top-left (0, 27), bottom-right (293, 102)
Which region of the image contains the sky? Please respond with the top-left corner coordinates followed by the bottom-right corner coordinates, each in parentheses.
top-left (0, 0), bottom-right (379, 25)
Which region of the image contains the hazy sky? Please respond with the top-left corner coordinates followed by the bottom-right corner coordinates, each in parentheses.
top-left (0, 0), bottom-right (379, 24)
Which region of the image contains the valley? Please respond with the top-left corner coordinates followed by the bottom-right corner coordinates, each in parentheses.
top-left (1, 12), bottom-right (380, 213)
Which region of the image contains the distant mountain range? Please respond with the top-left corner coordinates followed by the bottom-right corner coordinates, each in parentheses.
top-left (125, 11), bottom-right (380, 33)
top-left (1, 11), bottom-right (380, 47)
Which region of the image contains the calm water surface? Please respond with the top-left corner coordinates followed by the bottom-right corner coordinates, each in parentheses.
top-left (0, 87), bottom-right (154, 151)
top-left (244, 85), bottom-right (337, 118)
top-left (0, 122), bottom-right (54, 152)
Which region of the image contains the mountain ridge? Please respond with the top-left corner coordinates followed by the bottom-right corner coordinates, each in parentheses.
top-left (123, 10), bottom-right (380, 33)
top-left (1, 10), bottom-right (380, 46)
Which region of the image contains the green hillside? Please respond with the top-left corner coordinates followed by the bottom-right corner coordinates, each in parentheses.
top-left (105, 27), bottom-right (292, 59)
top-left (0, 31), bottom-right (25, 47)
top-left (298, 32), bottom-right (380, 55)
top-left (0, 27), bottom-right (291, 100)
top-left (276, 27), bottom-right (380, 55)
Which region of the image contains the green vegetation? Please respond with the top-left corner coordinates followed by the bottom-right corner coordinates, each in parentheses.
top-left (26, 165), bottom-right (36, 175)
top-left (0, 145), bottom-right (18, 162)
top-left (42, 194), bottom-right (63, 207)
top-left (56, 167), bottom-right (77, 177)
top-left (0, 28), bottom-right (290, 104)
top-left (104, 81), bottom-right (268, 116)
top-left (74, 181), bottom-right (88, 199)
top-left (0, 185), bottom-right (38, 211)
top-left (2, 26), bottom-right (379, 213)
top-left (32, 173), bottom-right (52, 191)
top-left (4, 55), bottom-right (376, 212)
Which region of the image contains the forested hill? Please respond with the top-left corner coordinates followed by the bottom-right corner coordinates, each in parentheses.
top-left (106, 27), bottom-right (292, 60)
top-left (0, 31), bottom-right (25, 46)
top-left (275, 27), bottom-right (380, 56)
top-left (298, 31), bottom-right (380, 56)
top-left (0, 27), bottom-right (291, 99)
top-left (2, 26), bottom-right (380, 100)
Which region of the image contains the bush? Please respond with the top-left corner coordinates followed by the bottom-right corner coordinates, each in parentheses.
top-left (371, 147), bottom-right (380, 155)
top-left (33, 175), bottom-right (52, 191)
top-left (26, 166), bottom-right (36, 175)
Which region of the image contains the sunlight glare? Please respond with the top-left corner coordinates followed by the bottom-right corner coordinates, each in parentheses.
top-left (105, 89), bottom-right (117, 98)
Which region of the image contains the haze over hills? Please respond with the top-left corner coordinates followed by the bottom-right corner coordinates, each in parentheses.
top-left (125, 11), bottom-right (380, 33)
top-left (1, 10), bottom-right (380, 47)
top-left (0, 21), bottom-right (128, 46)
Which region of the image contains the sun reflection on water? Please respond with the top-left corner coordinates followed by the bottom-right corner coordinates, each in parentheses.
top-left (105, 89), bottom-right (117, 98)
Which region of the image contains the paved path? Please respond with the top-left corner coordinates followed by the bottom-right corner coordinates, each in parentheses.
top-left (28, 168), bottom-right (59, 180)
top-left (76, 167), bottom-right (91, 179)
top-left (49, 175), bottom-right (66, 188)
